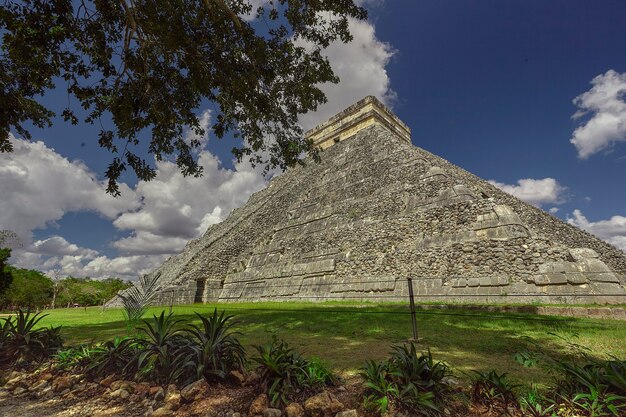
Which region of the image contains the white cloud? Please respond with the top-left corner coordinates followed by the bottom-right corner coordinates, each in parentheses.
top-left (0, 135), bottom-right (140, 241)
top-left (11, 237), bottom-right (167, 280)
top-left (297, 17), bottom-right (396, 130)
top-left (488, 178), bottom-right (567, 207)
top-left (567, 209), bottom-right (626, 252)
top-left (111, 151), bottom-right (266, 255)
top-left (570, 70), bottom-right (626, 159)
top-left (30, 236), bottom-right (98, 258)
top-left (549, 207), bottom-right (559, 214)
top-left (70, 254), bottom-right (168, 280)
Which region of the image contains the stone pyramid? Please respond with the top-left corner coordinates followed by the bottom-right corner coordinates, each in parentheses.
top-left (147, 96), bottom-right (626, 305)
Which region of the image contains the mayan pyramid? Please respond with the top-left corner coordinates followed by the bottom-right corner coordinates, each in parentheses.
top-left (143, 96), bottom-right (626, 305)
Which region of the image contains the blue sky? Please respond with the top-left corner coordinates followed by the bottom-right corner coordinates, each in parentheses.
top-left (1, 0), bottom-right (626, 279)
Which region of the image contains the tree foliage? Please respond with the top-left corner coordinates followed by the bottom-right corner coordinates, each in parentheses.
top-left (0, 0), bottom-right (367, 194)
top-left (0, 248), bottom-right (13, 300)
top-left (0, 259), bottom-right (132, 309)
top-left (56, 276), bottom-right (131, 307)
top-left (2, 265), bottom-right (53, 308)
top-left (0, 230), bottom-right (21, 249)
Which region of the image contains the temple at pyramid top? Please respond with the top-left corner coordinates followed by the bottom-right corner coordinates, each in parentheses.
top-left (305, 96), bottom-right (411, 149)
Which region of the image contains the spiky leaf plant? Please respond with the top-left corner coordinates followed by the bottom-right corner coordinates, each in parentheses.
top-left (252, 336), bottom-right (308, 406)
top-left (135, 311), bottom-right (191, 384)
top-left (185, 309), bottom-right (246, 382)
top-left (471, 370), bottom-right (519, 415)
top-left (0, 309), bottom-right (63, 366)
top-left (86, 336), bottom-right (142, 378)
top-left (118, 272), bottom-right (161, 327)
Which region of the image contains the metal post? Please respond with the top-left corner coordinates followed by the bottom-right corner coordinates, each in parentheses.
top-left (407, 278), bottom-right (419, 341)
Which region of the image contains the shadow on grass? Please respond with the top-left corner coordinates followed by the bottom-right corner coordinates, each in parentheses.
top-left (45, 304), bottom-right (626, 386)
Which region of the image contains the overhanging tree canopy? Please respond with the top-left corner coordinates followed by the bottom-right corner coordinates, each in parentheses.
top-left (0, 0), bottom-right (367, 194)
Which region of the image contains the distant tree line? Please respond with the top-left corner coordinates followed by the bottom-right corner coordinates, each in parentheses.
top-left (0, 248), bottom-right (131, 310)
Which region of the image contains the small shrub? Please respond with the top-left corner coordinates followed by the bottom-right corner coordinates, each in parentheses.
top-left (550, 357), bottom-right (626, 416)
top-left (0, 309), bottom-right (63, 366)
top-left (359, 343), bottom-right (449, 416)
top-left (135, 311), bottom-right (192, 384)
top-left (471, 370), bottom-right (518, 414)
top-left (86, 336), bottom-right (141, 378)
top-left (571, 385), bottom-right (626, 417)
top-left (48, 309), bottom-right (249, 387)
top-left (253, 337), bottom-right (334, 406)
top-left (253, 336), bottom-right (308, 406)
top-left (518, 385), bottom-right (556, 417)
top-left (360, 359), bottom-right (398, 415)
top-left (603, 360), bottom-right (626, 394)
top-left (390, 344), bottom-right (449, 397)
top-left (54, 345), bottom-right (98, 370)
top-left (297, 356), bottom-right (336, 389)
top-left (185, 309), bottom-right (246, 381)
top-left (0, 317), bottom-right (11, 359)
top-left (516, 337), bottom-right (626, 416)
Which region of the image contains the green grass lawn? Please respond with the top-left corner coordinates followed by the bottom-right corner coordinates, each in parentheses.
top-left (33, 302), bottom-right (626, 386)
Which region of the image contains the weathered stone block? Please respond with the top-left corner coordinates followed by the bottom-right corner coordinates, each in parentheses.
top-left (569, 248), bottom-right (599, 261)
top-left (451, 278), bottom-right (466, 288)
top-left (533, 274), bottom-right (568, 286)
top-left (479, 277), bottom-right (492, 287)
top-left (567, 274), bottom-right (588, 285)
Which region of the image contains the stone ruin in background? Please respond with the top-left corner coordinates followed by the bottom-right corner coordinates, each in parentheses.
top-left (113, 96), bottom-right (626, 306)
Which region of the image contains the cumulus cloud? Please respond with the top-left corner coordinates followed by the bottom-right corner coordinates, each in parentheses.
top-left (567, 209), bottom-right (626, 252)
top-left (298, 17), bottom-right (396, 130)
top-left (488, 178), bottom-right (567, 207)
top-left (11, 236), bottom-right (167, 280)
top-left (111, 151), bottom-right (266, 255)
top-left (30, 236), bottom-right (99, 258)
top-left (0, 135), bottom-right (140, 241)
top-left (67, 254), bottom-right (168, 280)
top-left (570, 70), bottom-right (626, 158)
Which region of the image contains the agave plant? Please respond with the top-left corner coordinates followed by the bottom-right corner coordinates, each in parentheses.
top-left (471, 370), bottom-right (519, 415)
top-left (297, 356), bottom-right (337, 389)
top-left (603, 360), bottom-right (626, 394)
top-left (0, 310), bottom-right (63, 365)
top-left (118, 272), bottom-right (161, 326)
top-left (135, 311), bottom-right (191, 384)
top-left (185, 309), bottom-right (246, 381)
top-left (360, 359), bottom-right (398, 415)
top-left (86, 336), bottom-right (142, 377)
top-left (389, 344), bottom-right (449, 395)
top-left (252, 336), bottom-right (308, 406)
top-left (387, 344), bottom-right (446, 414)
top-left (518, 385), bottom-right (556, 417)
